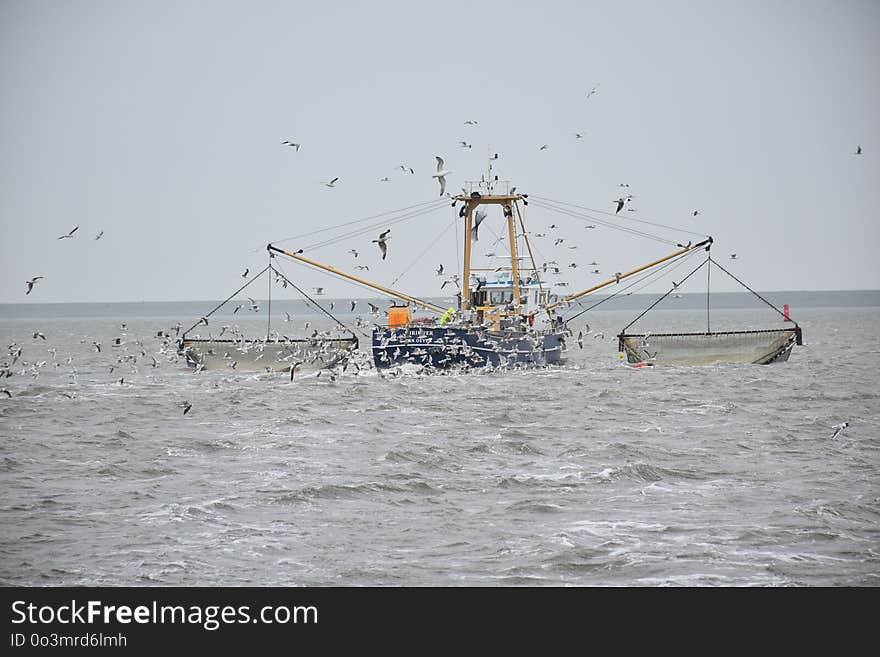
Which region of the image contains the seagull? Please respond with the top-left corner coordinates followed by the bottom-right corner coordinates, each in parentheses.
top-left (32, 331), bottom-right (46, 340)
top-left (379, 176), bottom-right (391, 182)
top-left (436, 264), bottom-right (444, 276)
top-left (94, 230), bottom-right (104, 240)
top-left (574, 132), bottom-right (585, 139)
top-left (730, 254), bottom-right (738, 260)
top-left (854, 146), bottom-right (862, 155)
top-left (373, 229), bottom-right (391, 259)
top-left (539, 144), bottom-right (549, 151)
top-left (314, 287), bottom-right (325, 295)
top-left (615, 198), bottom-right (625, 213)
top-left (459, 141), bottom-right (472, 148)
top-left (830, 422), bottom-right (849, 439)
top-left (398, 165), bottom-right (414, 174)
top-left (355, 265), bottom-right (369, 271)
top-left (348, 249), bottom-right (359, 258)
top-left (692, 209), bottom-right (700, 216)
top-left (324, 177), bottom-right (339, 187)
top-left (432, 156), bottom-right (451, 197)
top-left (586, 84), bottom-right (599, 99)
top-left (464, 120), bottom-right (478, 125)
top-left (57, 226), bottom-right (79, 239)
top-left (181, 400), bottom-right (193, 415)
top-left (282, 140), bottom-right (301, 151)
top-left (472, 208), bottom-right (487, 241)
top-left (26, 276), bottom-right (43, 295)
top-left (614, 272), bottom-right (622, 283)
top-left (350, 300), bottom-right (357, 312)
top-left (242, 268), bottom-right (249, 278)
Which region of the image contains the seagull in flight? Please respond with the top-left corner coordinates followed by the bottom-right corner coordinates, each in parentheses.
top-left (436, 264), bottom-right (444, 276)
top-left (314, 287), bottom-right (325, 295)
top-left (180, 400), bottom-right (193, 415)
top-left (373, 229), bottom-right (391, 259)
top-left (398, 165), bottom-right (414, 174)
top-left (692, 209), bottom-right (700, 216)
top-left (854, 146), bottom-right (862, 155)
top-left (730, 254), bottom-right (738, 260)
top-left (472, 208), bottom-right (487, 241)
top-left (539, 144), bottom-right (549, 151)
top-left (586, 84), bottom-right (600, 99)
top-left (615, 198), bottom-right (625, 213)
top-left (58, 226), bottom-right (79, 239)
top-left (324, 177), bottom-right (339, 188)
top-left (282, 140), bottom-right (301, 151)
top-left (830, 422), bottom-right (849, 439)
top-left (464, 120), bottom-right (478, 125)
top-left (432, 156), bottom-right (451, 196)
top-left (574, 132), bottom-right (585, 139)
top-left (459, 141), bottom-right (472, 148)
top-left (26, 276), bottom-right (43, 295)
top-left (242, 268), bottom-right (249, 278)
top-left (94, 230), bottom-right (104, 240)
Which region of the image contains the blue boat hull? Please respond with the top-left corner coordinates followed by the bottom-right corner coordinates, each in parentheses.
top-left (372, 325), bottom-right (566, 370)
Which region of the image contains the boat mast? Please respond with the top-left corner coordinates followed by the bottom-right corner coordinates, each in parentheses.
top-left (506, 201), bottom-right (521, 314)
top-left (543, 238), bottom-right (713, 312)
top-left (266, 244), bottom-right (447, 314)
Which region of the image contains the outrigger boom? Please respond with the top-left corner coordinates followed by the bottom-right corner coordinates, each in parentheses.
top-left (543, 237), bottom-right (714, 313)
top-left (267, 243), bottom-right (447, 314)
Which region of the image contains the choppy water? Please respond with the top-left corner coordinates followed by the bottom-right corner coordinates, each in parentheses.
top-left (1, 297), bottom-right (878, 586)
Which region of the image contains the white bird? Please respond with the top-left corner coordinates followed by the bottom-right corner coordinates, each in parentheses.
top-left (373, 229), bottom-right (391, 259)
top-left (436, 264), bottom-right (444, 276)
top-left (539, 144), bottom-right (548, 151)
top-left (459, 141), bottom-right (472, 148)
top-left (464, 120), bottom-right (478, 125)
top-left (574, 132), bottom-right (585, 139)
top-left (94, 230), bottom-right (104, 240)
top-left (282, 140), bottom-right (301, 151)
top-left (57, 226), bottom-right (79, 239)
top-left (586, 84), bottom-right (599, 99)
top-left (854, 146), bottom-right (862, 155)
top-left (324, 177), bottom-right (339, 188)
top-left (730, 254), bottom-right (738, 260)
top-left (830, 422), bottom-right (849, 439)
top-left (314, 287), bottom-right (325, 295)
top-left (432, 156), bottom-right (451, 196)
top-left (398, 165), bottom-right (414, 174)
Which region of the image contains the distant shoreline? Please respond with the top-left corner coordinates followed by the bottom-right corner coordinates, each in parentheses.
top-left (1, 289), bottom-right (878, 319)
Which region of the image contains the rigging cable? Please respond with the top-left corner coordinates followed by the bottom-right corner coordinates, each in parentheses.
top-left (181, 265), bottom-right (272, 338)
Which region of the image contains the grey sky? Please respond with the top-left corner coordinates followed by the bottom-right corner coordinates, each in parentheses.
top-left (1, 0), bottom-right (878, 304)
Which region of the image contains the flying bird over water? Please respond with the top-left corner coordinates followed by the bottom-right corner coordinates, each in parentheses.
top-left (433, 156), bottom-right (451, 197)
top-left (539, 144), bottom-right (548, 151)
top-left (373, 229), bottom-right (391, 259)
top-left (464, 120), bottom-right (478, 125)
top-left (730, 254), bottom-right (738, 260)
top-left (854, 146), bottom-right (862, 155)
top-left (398, 165), bottom-right (414, 174)
top-left (58, 226), bottom-right (79, 239)
top-left (282, 140), bottom-right (301, 151)
top-left (692, 210), bottom-right (700, 216)
top-left (436, 264), bottom-right (444, 276)
top-left (25, 276), bottom-right (43, 295)
top-left (615, 198), bottom-right (625, 214)
top-left (324, 177), bottom-right (339, 188)
top-left (586, 84), bottom-right (600, 99)
top-left (181, 400), bottom-right (193, 415)
top-left (459, 141), bottom-right (472, 148)
top-left (574, 132), bottom-right (585, 139)
top-left (830, 422), bottom-right (849, 439)
top-left (94, 231), bottom-right (104, 240)
top-left (314, 287), bottom-right (325, 295)
top-left (242, 268), bottom-right (249, 278)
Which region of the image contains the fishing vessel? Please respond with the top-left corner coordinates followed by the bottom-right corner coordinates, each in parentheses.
top-left (265, 172), bottom-right (713, 372)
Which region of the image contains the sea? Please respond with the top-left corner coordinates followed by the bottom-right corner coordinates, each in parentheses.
top-left (1, 290), bottom-right (878, 587)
